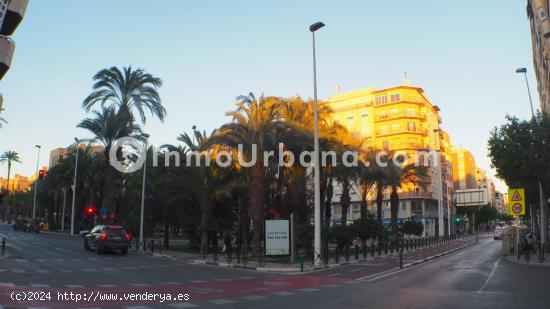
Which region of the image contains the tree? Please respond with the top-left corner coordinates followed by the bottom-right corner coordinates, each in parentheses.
top-left (400, 220), bottom-right (423, 237)
top-left (82, 66), bottom-right (165, 124)
top-left (0, 151), bottom-right (21, 192)
top-left (77, 106), bottom-right (142, 214)
top-left (212, 93), bottom-right (286, 256)
top-left (488, 114), bottom-right (550, 241)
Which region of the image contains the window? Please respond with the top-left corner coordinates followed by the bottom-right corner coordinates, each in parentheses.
top-left (391, 123), bottom-right (400, 131)
top-left (347, 115), bottom-right (354, 121)
top-left (406, 107), bottom-right (416, 116)
top-left (361, 112), bottom-right (368, 118)
top-left (407, 122), bottom-right (416, 132)
top-left (375, 95), bottom-right (388, 105)
top-left (379, 111), bottom-right (388, 119)
top-left (400, 201), bottom-right (406, 211)
top-left (408, 137), bottom-right (417, 147)
top-left (390, 94), bottom-right (401, 102)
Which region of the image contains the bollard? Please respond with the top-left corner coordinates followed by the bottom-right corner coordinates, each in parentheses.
top-left (300, 255), bottom-right (304, 272)
top-left (399, 248), bottom-right (403, 269)
top-left (1, 237), bottom-right (5, 256)
top-left (151, 240), bottom-right (155, 254)
top-left (371, 243), bottom-right (375, 257)
top-left (355, 245), bottom-right (359, 261)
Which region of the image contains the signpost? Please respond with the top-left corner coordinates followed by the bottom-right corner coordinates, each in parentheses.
top-left (508, 188), bottom-right (525, 216)
top-left (265, 220), bottom-right (290, 256)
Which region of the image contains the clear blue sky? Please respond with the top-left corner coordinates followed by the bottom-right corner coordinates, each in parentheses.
top-left (0, 0), bottom-right (537, 192)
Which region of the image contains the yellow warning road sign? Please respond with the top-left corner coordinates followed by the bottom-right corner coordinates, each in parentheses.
top-left (508, 188), bottom-right (525, 216)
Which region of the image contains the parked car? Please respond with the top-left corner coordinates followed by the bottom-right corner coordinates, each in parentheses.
top-left (493, 226), bottom-right (505, 240)
top-left (83, 225), bottom-right (131, 255)
top-left (12, 218), bottom-right (40, 233)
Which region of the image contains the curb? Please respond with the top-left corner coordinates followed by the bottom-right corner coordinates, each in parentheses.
top-left (502, 255), bottom-right (550, 267)
top-left (405, 241), bottom-right (477, 268)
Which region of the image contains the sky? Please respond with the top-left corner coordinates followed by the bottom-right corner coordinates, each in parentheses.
top-left (0, 0), bottom-right (538, 192)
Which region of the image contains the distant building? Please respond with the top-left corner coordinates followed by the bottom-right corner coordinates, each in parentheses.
top-left (451, 147), bottom-right (477, 190)
top-left (526, 0), bottom-right (550, 114)
top-left (49, 145), bottom-right (104, 168)
top-left (0, 166), bottom-right (46, 192)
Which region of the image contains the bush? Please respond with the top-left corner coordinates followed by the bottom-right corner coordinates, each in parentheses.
top-left (400, 220), bottom-right (423, 236)
top-left (330, 224), bottom-right (354, 250)
top-left (351, 215), bottom-right (384, 242)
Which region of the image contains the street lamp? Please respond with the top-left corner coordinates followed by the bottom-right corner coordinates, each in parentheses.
top-left (139, 133), bottom-right (150, 250)
top-left (516, 67), bottom-right (547, 246)
top-left (310, 21), bottom-right (325, 266)
top-left (70, 138), bottom-right (80, 236)
top-left (32, 145), bottom-right (41, 219)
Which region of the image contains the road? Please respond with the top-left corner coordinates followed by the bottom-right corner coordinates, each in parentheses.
top-left (1, 223), bottom-right (549, 308)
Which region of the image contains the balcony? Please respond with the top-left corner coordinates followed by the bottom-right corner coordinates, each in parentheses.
top-left (543, 19), bottom-right (550, 38)
top-left (375, 112), bottom-right (426, 122)
top-left (0, 36), bottom-right (14, 80)
top-left (0, 0), bottom-right (29, 36)
top-left (376, 127), bottom-right (428, 137)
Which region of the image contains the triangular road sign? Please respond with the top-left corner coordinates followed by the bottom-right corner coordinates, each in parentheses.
top-left (511, 190), bottom-right (522, 201)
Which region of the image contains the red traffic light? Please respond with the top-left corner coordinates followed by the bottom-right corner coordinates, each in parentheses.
top-left (38, 169), bottom-right (46, 180)
top-left (84, 206), bottom-right (96, 217)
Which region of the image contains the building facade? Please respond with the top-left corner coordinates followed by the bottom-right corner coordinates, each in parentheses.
top-left (324, 83), bottom-right (453, 236)
top-left (526, 0), bottom-right (550, 114)
top-left (0, 0), bottom-right (28, 80)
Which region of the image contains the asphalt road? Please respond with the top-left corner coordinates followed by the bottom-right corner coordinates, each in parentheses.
top-left (1, 223), bottom-right (549, 309)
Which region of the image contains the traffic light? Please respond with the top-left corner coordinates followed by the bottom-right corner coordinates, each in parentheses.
top-left (455, 216), bottom-right (462, 224)
top-left (85, 206), bottom-right (96, 217)
top-left (38, 169), bottom-right (46, 180)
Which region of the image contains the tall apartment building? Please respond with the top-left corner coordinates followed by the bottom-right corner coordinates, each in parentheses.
top-left (0, 0), bottom-right (28, 80)
top-left (451, 147), bottom-right (477, 190)
top-left (526, 0), bottom-right (550, 114)
top-left (324, 83), bottom-right (453, 236)
top-left (49, 145), bottom-right (105, 168)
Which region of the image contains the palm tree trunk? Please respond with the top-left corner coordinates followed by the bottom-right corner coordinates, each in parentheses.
top-left (360, 182), bottom-right (368, 219)
top-left (376, 184), bottom-right (383, 224)
top-left (390, 185), bottom-right (399, 235)
top-left (6, 161), bottom-right (11, 192)
top-left (341, 183), bottom-right (350, 225)
top-left (250, 163), bottom-right (264, 257)
top-left (200, 212), bottom-right (208, 257)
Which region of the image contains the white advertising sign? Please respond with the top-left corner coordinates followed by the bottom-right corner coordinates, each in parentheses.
top-left (265, 220), bottom-right (290, 256)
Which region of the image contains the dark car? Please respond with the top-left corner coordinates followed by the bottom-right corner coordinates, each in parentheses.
top-left (83, 225), bottom-right (131, 255)
top-left (12, 218), bottom-right (40, 233)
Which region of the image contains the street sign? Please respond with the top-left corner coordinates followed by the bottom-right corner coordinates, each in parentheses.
top-left (265, 220), bottom-right (290, 256)
top-left (508, 188), bottom-right (525, 216)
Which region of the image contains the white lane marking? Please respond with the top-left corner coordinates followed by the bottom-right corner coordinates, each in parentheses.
top-left (52, 258), bottom-right (64, 262)
top-left (30, 284), bottom-right (51, 287)
top-left (356, 266), bottom-right (401, 281)
top-left (60, 269), bottom-right (74, 273)
top-left (213, 278), bottom-right (231, 281)
top-left (273, 291), bottom-right (295, 296)
top-left (12, 269), bottom-right (26, 273)
top-left (0, 282), bottom-right (15, 287)
top-left (161, 282), bottom-right (181, 285)
top-left (71, 258), bottom-right (83, 262)
top-left (296, 288), bottom-right (320, 292)
top-left (168, 303), bottom-right (197, 308)
top-left (36, 259), bottom-right (45, 262)
top-left (189, 280), bottom-right (207, 283)
top-left (478, 258), bottom-right (500, 293)
top-left (35, 269), bottom-right (51, 274)
top-left (101, 267), bottom-right (116, 271)
top-left (241, 295), bottom-right (268, 300)
top-left (321, 284), bottom-right (341, 288)
top-left (82, 268), bottom-right (97, 272)
top-left (327, 273), bottom-right (341, 277)
top-left (350, 268), bottom-right (362, 272)
top-left (209, 299), bottom-right (235, 304)
top-left (15, 258), bottom-right (27, 262)
top-left (66, 284), bottom-right (85, 288)
top-left (0, 269), bottom-right (5, 272)
top-left (98, 284), bottom-right (118, 287)
top-left (130, 283), bottom-right (151, 287)
top-left (6, 243), bottom-right (22, 251)
top-left (122, 266), bottom-right (136, 270)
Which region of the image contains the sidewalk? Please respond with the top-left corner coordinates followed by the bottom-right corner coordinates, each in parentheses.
top-left (155, 236), bottom-right (479, 273)
top-left (503, 252), bottom-right (550, 266)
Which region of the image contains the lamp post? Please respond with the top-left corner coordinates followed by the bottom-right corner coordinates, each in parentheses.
top-left (310, 21), bottom-right (325, 266)
top-left (32, 145), bottom-right (41, 219)
top-left (433, 129), bottom-right (445, 237)
top-left (139, 133), bottom-right (150, 250)
top-left (70, 138), bottom-right (80, 236)
top-left (516, 67), bottom-right (547, 246)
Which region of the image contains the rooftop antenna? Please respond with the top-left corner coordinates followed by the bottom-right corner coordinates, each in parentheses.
top-left (403, 72), bottom-right (410, 86)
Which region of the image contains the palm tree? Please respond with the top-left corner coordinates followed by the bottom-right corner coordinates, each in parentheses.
top-left (82, 66), bottom-right (165, 124)
top-left (77, 106), bottom-right (142, 216)
top-left (0, 151), bottom-right (21, 192)
top-left (212, 93), bottom-right (286, 256)
top-left (386, 160), bottom-right (428, 235)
